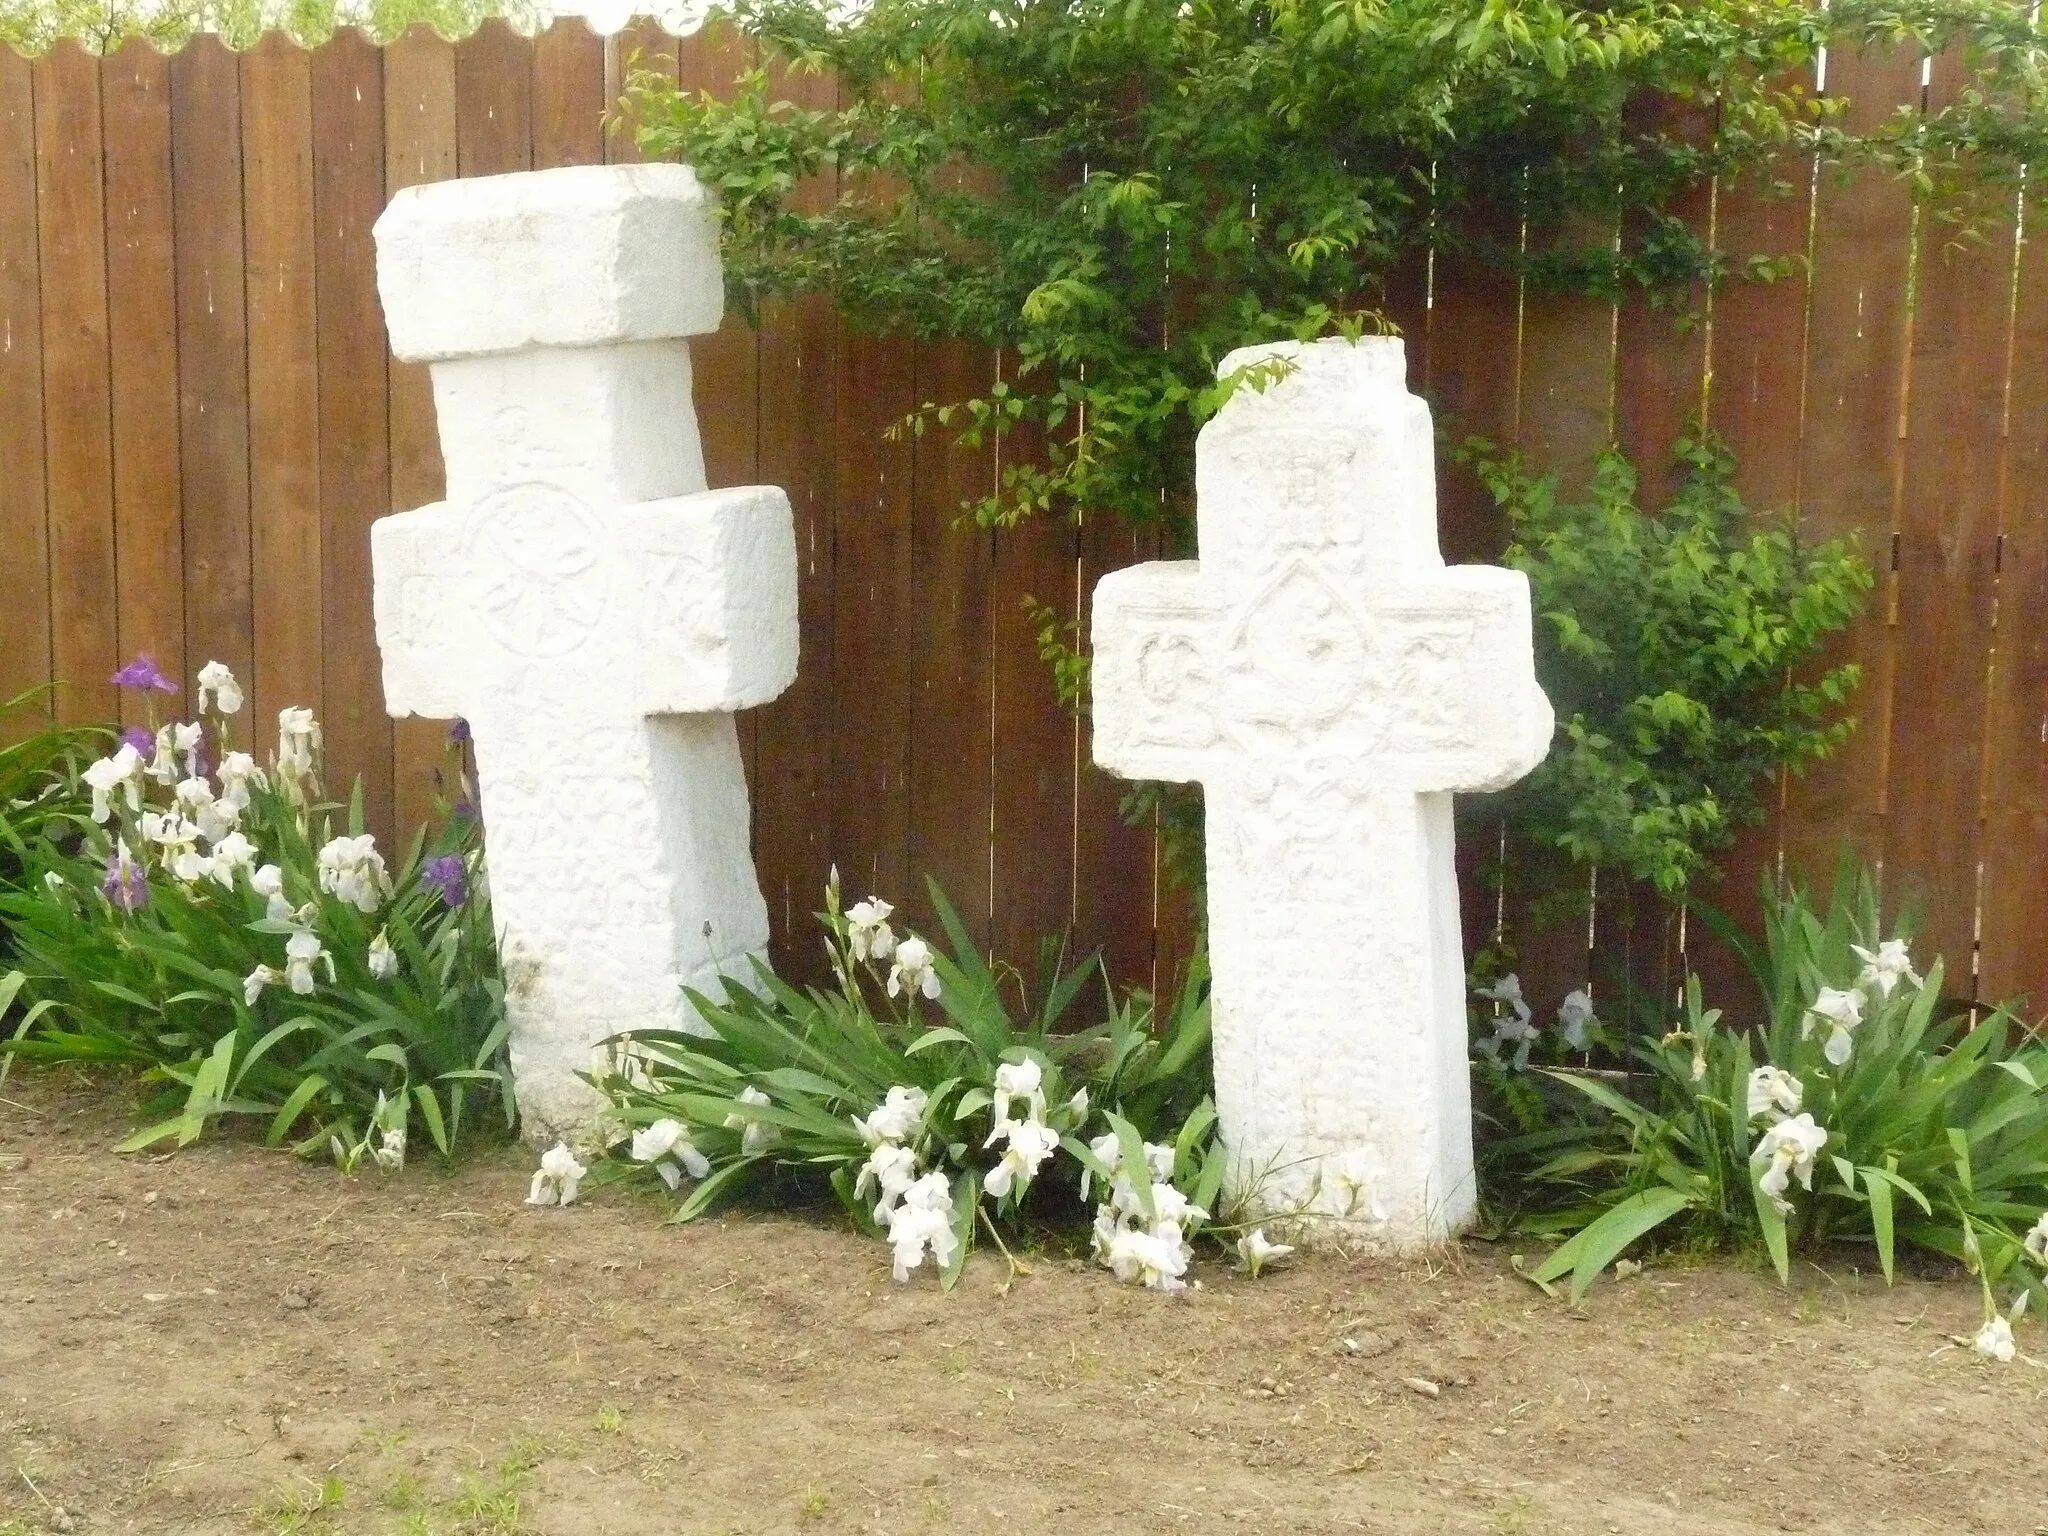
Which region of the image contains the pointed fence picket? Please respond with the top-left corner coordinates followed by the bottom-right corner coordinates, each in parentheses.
top-left (0, 24), bottom-right (2043, 1017)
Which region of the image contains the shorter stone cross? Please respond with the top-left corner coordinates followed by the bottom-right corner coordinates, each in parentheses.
top-left (1091, 337), bottom-right (1553, 1245)
top-left (370, 164), bottom-right (798, 1143)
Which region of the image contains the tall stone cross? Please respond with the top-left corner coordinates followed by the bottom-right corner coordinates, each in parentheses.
top-left (1092, 337), bottom-right (1553, 1245)
top-left (369, 165), bottom-right (798, 1143)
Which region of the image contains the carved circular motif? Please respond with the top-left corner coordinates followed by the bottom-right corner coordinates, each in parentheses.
top-left (461, 481), bottom-right (609, 660)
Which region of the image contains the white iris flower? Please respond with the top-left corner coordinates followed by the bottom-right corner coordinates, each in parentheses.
top-left (845, 897), bottom-right (897, 962)
top-left (1752, 1112), bottom-right (1828, 1211)
top-left (195, 660), bottom-right (243, 716)
top-left (630, 1118), bottom-right (710, 1190)
top-left (1802, 986), bottom-right (1865, 1067)
top-left (885, 1171), bottom-right (958, 1282)
top-left (1234, 1228), bottom-right (1295, 1277)
top-left (1852, 938), bottom-right (1922, 999)
top-left (726, 1084), bottom-right (780, 1155)
top-left (1746, 1066), bottom-right (1804, 1124)
top-left (316, 834), bottom-right (390, 914)
top-left (855, 1084), bottom-right (927, 1146)
top-left (526, 1143), bottom-right (587, 1207)
top-left (886, 935), bottom-right (942, 1001)
top-left (83, 744), bottom-right (145, 823)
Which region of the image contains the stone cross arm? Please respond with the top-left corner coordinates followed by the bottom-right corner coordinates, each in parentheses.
top-left (373, 485), bottom-right (798, 722)
top-left (1092, 559), bottom-right (1552, 795)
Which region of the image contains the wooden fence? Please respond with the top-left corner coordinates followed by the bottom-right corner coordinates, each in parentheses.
top-left (2, 23), bottom-right (2046, 1021)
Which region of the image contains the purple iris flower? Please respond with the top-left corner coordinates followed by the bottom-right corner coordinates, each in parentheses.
top-left (448, 717), bottom-right (472, 744)
top-left (118, 725), bottom-right (153, 756)
top-left (451, 795), bottom-right (477, 825)
top-left (110, 655), bottom-right (178, 694)
top-left (421, 854), bottom-right (467, 907)
top-left (101, 848), bottom-right (148, 912)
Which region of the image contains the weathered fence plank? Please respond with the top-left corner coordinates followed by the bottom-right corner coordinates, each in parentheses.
top-left (243, 33), bottom-right (325, 735)
top-left (906, 339), bottom-right (997, 952)
top-left (1780, 45), bottom-right (1924, 896)
top-left (1978, 214), bottom-right (2048, 1016)
top-left (0, 47), bottom-right (49, 734)
top-left (34, 43), bottom-right (117, 726)
top-left (170, 37), bottom-right (256, 731)
top-left (311, 31), bottom-right (393, 842)
top-left (0, 27), bottom-right (2043, 1017)
top-left (383, 25), bottom-right (460, 838)
top-left (103, 41), bottom-right (186, 714)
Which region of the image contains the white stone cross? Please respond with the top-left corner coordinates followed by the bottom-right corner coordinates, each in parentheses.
top-left (369, 164), bottom-right (798, 1143)
top-left (1091, 336), bottom-right (1553, 1246)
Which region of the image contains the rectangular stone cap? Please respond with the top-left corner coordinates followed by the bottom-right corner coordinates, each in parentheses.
top-left (374, 163), bottom-right (724, 363)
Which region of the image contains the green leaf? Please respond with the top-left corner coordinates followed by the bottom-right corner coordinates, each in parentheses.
top-left (1529, 1187), bottom-right (1693, 1304)
top-left (1948, 1127), bottom-right (1975, 1195)
top-left (673, 1157), bottom-right (759, 1222)
top-left (1105, 1109), bottom-right (1154, 1224)
top-left (1750, 1164), bottom-right (1791, 1284)
top-left (1862, 1166), bottom-right (1896, 1284)
top-left (265, 1073), bottom-right (330, 1145)
top-left (939, 1169), bottom-right (977, 1293)
top-left (412, 1082), bottom-right (449, 1157)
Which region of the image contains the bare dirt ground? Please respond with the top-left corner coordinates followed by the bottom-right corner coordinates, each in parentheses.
top-left (4, 1067), bottom-right (2047, 1536)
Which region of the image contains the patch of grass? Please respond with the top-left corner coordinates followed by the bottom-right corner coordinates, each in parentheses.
top-left (1489, 1496), bottom-right (1538, 1535)
top-left (382, 1471), bottom-right (428, 1511)
top-left (594, 1404), bottom-right (623, 1435)
top-left (254, 1473), bottom-right (345, 1533)
top-left (798, 1485), bottom-right (831, 1520)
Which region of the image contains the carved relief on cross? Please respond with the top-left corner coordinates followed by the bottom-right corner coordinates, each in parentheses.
top-left (1091, 337), bottom-right (1553, 1246)
top-left (369, 165), bottom-right (798, 1143)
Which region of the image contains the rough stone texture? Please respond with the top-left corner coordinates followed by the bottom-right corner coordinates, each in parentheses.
top-left (370, 163), bottom-right (797, 1145)
top-left (376, 163), bottom-right (724, 364)
top-left (1091, 336), bottom-right (1553, 1246)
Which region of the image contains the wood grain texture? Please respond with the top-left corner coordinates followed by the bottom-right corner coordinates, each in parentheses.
top-left (384, 25), bottom-right (459, 843)
top-left (753, 292), bottom-right (839, 976)
top-left (0, 47), bottom-right (52, 732)
top-left (1979, 219), bottom-right (2048, 1017)
top-left (1779, 46), bottom-right (1924, 897)
top-left (102, 41), bottom-right (185, 715)
top-left (905, 339), bottom-right (996, 953)
top-left (746, 56), bottom-right (836, 977)
top-left (241, 34), bottom-right (324, 736)
top-left (455, 19), bottom-right (533, 177)
top-left (1510, 239), bottom-right (1618, 1012)
top-left (1516, 268), bottom-right (1616, 502)
top-left (34, 43), bottom-right (117, 725)
top-left (1696, 152), bottom-right (1820, 1006)
top-left (311, 31), bottom-right (392, 844)
top-left (1879, 212), bottom-right (2012, 989)
top-left (532, 18), bottom-right (606, 169)
top-left (678, 21), bottom-right (757, 495)
top-left (1708, 164), bottom-right (1817, 514)
top-left (830, 330), bottom-right (917, 910)
top-left (989, 482), bottom-right (1078, 974)
top-left (171, 36), bottom-right (254, 724)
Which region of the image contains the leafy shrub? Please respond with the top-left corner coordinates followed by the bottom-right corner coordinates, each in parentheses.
top-left (629, 0), bottom-right (2044, 545)
top-left (589, 874), bottom-right (1248, 1290)
top-left (1492, 866), bottom-right (2048, 1325)
top-left (0, 657), bottom-right (508, 1163)
top-left (1464, 432), bottom-right (1873, 896)
top-left (0, 688), bottom-right (104, 912)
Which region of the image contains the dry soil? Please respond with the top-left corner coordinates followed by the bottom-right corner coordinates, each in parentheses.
top-left (2, 1068), bottom-right (2044, 1536)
